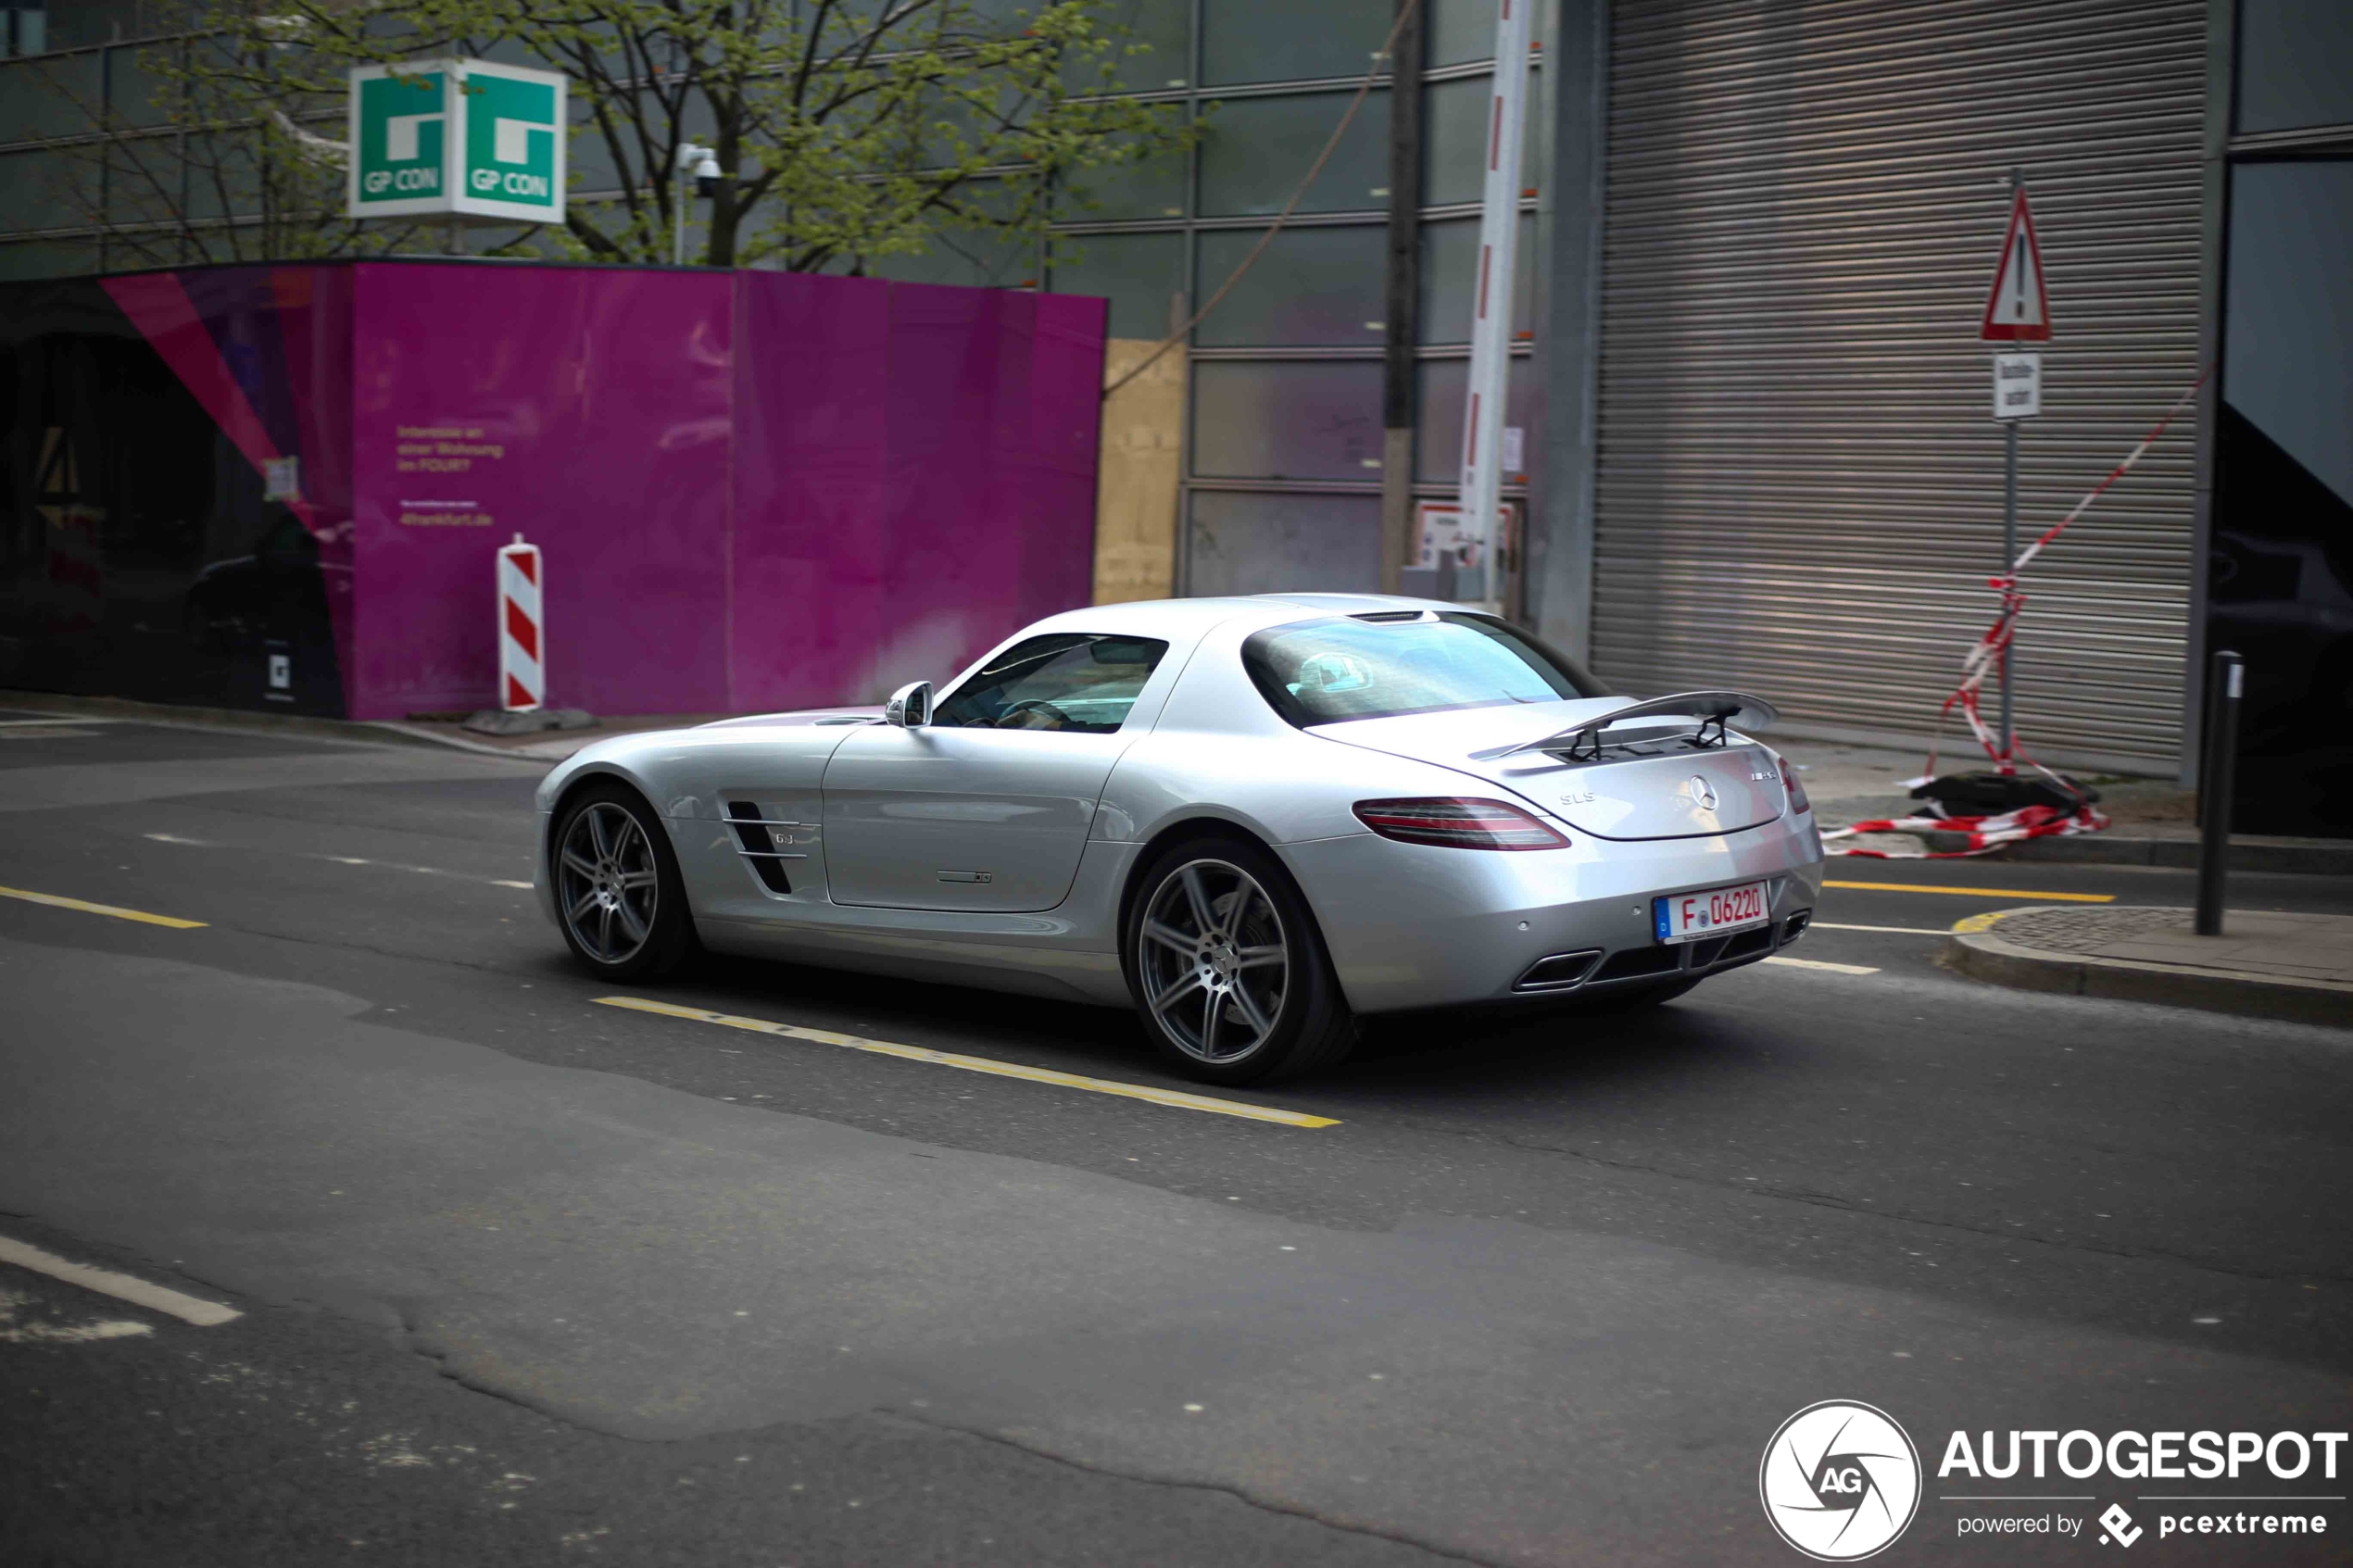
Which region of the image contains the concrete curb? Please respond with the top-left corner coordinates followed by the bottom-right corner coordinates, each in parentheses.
top-left (1944, 909), bottom-right (2353, 1028)
top-left (0, 689), bottom-right (533, 761)
top-left (1918, 829), bottom-right (2353, 875)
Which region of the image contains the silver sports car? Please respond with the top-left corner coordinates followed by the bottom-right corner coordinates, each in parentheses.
top-left (535, 595), bottom-right (1825, 1083)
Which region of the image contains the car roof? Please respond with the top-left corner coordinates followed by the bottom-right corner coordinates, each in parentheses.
top-left (1025, 593), bottom-right (1460, 641)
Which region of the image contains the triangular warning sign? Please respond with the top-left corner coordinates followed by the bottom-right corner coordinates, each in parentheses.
top-left (1981, 187), bottom-right (2051, 343)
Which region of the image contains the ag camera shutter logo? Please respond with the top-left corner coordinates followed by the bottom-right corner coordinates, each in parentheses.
top-left (1760, 1400), bottom-right (1922, 1561)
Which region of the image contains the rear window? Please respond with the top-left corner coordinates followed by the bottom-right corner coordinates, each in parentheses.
top-left (1243, 613), bottom-right (1604, 726)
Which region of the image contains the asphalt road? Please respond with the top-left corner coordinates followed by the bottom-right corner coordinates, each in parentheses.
top-left (3, 708), bottom-right (2350, 1567)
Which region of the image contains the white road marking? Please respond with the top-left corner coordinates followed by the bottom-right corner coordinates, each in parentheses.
top-left (0, 716), bottom-right (119, 727)
top-left (596, 996), bottom-right (1341, 1128)
top-left (139, 833), bottom-right (533, 893)
top-left (1762, 956), bottom-right (1881, 976)
top-left (1810, 922), bottom-right (1948, 936)
top-left (0, 1235), bottom-right (242, 1326)
top-left (0, 1283), bottom-right (156, 1342)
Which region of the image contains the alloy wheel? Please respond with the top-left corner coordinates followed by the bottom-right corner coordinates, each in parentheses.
top-left (1137, 859), bottom-right (1289, 1063)
top-left (557, 801), bottom-right (661, 965)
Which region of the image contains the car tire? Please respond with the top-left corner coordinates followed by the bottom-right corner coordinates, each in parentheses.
top-left (551, 781), bottom-right (697, 983)
top-left (1123, 834), bottom-right (1356, 1085)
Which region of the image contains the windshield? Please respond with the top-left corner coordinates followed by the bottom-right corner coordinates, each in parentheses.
top-left (1243, 613), bottom-right (1605, 726)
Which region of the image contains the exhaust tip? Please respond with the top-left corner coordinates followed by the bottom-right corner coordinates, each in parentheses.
top-left (1514, 949), bottom-right (1604, 991)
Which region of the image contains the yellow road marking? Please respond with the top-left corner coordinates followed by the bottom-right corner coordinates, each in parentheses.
top-left (1763, 955), bottom-right (1881, 975)
top-left (1812, 922), bottom-right (1950, 936)
top-left (1950, 909), bottom-right (2031, 935)
top-left (0, 884), bottom-right (206, 929)
top-left (1824, 880), bottom-right (2113, 903)
top-left (595, 996), bottom-right (1340, 1129)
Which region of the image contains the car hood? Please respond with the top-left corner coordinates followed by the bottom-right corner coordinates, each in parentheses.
top-left (696, 707), bottom-right (884, 729)
top-left (1310, 699), bottom-right (1791, 841)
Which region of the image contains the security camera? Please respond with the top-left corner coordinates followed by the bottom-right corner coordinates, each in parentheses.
top-left (676, 141), bottom-right (724, 198)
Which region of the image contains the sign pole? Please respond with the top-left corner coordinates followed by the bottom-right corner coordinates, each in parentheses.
top-left (1999, 415), bottom-right (2019, 773)
top-left (1980, 166), bottom-right (2049, 777)
top-left (1998, 168), bottom-right (2023, 775)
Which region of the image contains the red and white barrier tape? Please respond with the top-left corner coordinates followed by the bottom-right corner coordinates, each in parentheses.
top-left (1827, 368), bottom-right (2208, 858)
top-left (1927, 365), bottom-right (2210, 789)
top-left (1822, 801), bottom-right (2110, 859)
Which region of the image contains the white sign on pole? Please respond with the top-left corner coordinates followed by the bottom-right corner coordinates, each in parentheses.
top-left (1453, 0), bottom-right (1533, 613)
top-left (1992, 353), bottom-right (2042, 420)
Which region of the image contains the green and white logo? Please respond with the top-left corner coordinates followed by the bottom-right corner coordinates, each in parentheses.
top-left (459, 69), bottom-right (560, 215)
top-left (350, 67), bottom-right (448, 213)
top-left (347, 58), bottom-right (566, 224)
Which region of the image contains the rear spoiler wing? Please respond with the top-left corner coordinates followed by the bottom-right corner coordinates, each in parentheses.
top-left (1479, 690), bottom-right (1780, 762)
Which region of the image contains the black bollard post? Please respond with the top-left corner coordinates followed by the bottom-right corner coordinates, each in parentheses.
top-left (2195, 650), bottom-right (2244, 937)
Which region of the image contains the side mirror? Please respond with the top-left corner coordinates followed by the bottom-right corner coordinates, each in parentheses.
top-left (885, 680), bottom-right (933, 728)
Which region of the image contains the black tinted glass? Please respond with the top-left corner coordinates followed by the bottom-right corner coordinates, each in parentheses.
top-left (931, 633), bottom-right (1170, 734)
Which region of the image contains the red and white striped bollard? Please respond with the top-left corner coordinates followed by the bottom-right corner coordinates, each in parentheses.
top-left (497, 533), bottom-right (544, 712)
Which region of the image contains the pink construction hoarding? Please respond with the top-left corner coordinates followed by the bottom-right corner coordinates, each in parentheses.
top-left (94, 259), bottom-right (1106, 721)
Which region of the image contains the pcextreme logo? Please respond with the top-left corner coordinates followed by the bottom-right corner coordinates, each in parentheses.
top-left (1760, 1400), bottom-right (1924, 1561)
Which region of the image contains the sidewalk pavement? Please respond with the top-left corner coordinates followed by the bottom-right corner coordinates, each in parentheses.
top-left (385, 711), bottom-right (730, 762)
top-left (1944, 905), bottom-right (2353, 1028)
top-left (1777, 734), bottom-right (2353, 877)
top-left (0, 689), bottom-right (713, 764)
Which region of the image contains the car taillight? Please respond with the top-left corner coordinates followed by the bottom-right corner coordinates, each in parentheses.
top-left (1353, 797), bottom-right (1568, 851)
top-left (1775, 753), bottom-right (1810, 813)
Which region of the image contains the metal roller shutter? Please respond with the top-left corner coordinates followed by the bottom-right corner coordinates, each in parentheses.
top-left (1592, 0), bottom-right (2206, 771)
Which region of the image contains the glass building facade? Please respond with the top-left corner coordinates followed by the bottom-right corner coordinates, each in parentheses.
top-left (8, 1), bottom-right (2352, 823)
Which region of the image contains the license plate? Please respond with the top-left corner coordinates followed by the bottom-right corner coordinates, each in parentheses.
top-left (1655, 880), bottom-right (1769, 944)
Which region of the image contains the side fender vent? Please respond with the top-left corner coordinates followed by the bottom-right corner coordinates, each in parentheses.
top-left (724, 799), bottom-right (795, 895)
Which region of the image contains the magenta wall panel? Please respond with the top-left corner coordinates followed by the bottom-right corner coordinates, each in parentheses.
top-left (728, 273), bottom-right (1107, 713)
top-left (95, 258), bottom-right (1102, 721)
top-left (350, 263), bottom-right (736, 719)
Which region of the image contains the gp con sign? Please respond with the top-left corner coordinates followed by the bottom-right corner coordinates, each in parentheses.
top-left (346, 59), bottom-right (566, 225)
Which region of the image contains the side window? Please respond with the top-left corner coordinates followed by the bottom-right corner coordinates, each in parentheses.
top-left (930, 634), bottom-right (1170, 734)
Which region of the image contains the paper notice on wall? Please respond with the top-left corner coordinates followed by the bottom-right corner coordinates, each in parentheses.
top-left (1501, 425), bottom-right (1525, 473)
